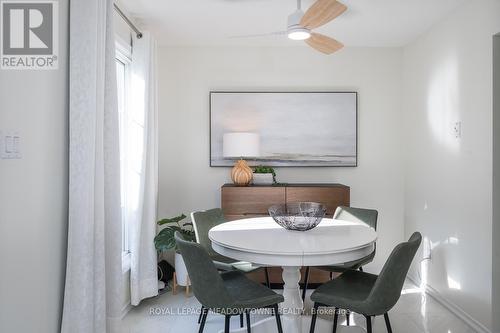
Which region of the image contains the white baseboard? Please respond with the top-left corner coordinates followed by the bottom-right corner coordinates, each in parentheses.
top-left (407, 275), bottom-right (491, 333)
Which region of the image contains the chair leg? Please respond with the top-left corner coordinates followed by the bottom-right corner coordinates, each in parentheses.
top-left (198, 306), bottom-right (204, 324)
top-left (264, 268), bottom-right (270, 288)
top-left (332, 307), bottom-right (338, 333)
top-left (273, 304), bottom-right (283, 333)
top-left (302, 266), bottom-right (310, 301)
top-left (198, 310), bottom-right (208, 333)
top-left (365, 315), bottom-right (372, 333)
top-left (240, 313), bottom-right (244, 328)
top-left (309, 303), bottom-right (319, 333)
top-left (384, 312), bottom-right (393, 333)
top-left (224, 315), bottom-right (231, 333)
top-left (246, 311), bottom-right (251, 333)
top-left (346, 310), bottom-right (350, 326)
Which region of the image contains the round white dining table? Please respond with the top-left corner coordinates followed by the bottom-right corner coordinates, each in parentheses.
top-left (209, 217), bottom-right (377, 333)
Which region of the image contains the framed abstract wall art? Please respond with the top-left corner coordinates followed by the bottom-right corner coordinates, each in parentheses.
top-left (210, 91), bottom-right (357, 167)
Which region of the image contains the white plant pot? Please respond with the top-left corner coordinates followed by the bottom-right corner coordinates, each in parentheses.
top-left (174, 252), bottom-right (189, 286)
top-left (252, 173), bottom-right (274, 185)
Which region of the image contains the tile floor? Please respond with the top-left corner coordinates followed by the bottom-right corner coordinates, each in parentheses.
top-left (120, 280), bottom-right (476, 333)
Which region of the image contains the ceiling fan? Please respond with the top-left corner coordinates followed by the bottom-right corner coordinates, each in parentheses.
top-left (234, 0), bottom-right (347, 55)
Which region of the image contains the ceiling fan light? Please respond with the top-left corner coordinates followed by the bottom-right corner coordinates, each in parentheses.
top-left (288, 28), bottom-right (311, 40)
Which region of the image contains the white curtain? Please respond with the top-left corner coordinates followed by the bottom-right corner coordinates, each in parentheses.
top-left (128, 32), bottom-right (159, 306)
top-left (61, 0), bottom-right (122, 332)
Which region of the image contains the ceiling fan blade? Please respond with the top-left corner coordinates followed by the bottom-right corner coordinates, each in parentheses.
top-left (228, 31), bottom-right (287, 39)
top-left (300, 0), bottom-right (347, 29)
top-left (305, 33), bottom-right (344, 54)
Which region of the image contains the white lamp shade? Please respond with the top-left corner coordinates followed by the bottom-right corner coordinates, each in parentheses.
top-left (223, 132), bottom-right (260, 158)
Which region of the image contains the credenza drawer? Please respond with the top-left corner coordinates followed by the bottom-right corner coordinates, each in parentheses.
top-left (286, 186), bottom-right (350, 215)
top-left (221, 186), bottom-right (286, 215)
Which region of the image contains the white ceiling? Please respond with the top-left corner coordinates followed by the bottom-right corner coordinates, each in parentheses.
top-left (119, 0), bottom-right (465, 47)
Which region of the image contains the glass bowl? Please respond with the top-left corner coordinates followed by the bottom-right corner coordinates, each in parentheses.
top-left (268, 202), bottom-right (326, 231)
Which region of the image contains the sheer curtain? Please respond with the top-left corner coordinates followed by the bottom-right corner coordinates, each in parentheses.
top-left (128, 32), bottom-right (159, 306)
top-left (61, 0), bottom-right (122, 332)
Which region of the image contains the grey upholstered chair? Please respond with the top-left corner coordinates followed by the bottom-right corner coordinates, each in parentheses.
top-left (309, 232), bottom-right (422, 333)
top-left (191, 208), bottom-right (270, 284)
top-left (302, 206), bottom-right (378, 303)
top-left (175, 232), bottom-right (284, 333)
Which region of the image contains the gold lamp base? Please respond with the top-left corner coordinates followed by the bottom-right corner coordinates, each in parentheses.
top-left (231, 159), bottom-right (253, 186)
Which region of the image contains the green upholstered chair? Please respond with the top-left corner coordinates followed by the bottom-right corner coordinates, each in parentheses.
top-left (302, 206), bottom-right (378, 303)
top-left (191, 208), bottom-right (270, 282)
top-left (191, 208), bottom-right (271, 327)
top-left (324, 206), bottom-right (378, 271)
top-left (175, 232), bottom-right (284, 333)
top-left (309, 232), bottom-right (422, 333)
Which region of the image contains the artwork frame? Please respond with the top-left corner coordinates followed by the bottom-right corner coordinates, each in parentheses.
top-left (210, 91), bottom-right (358, 167)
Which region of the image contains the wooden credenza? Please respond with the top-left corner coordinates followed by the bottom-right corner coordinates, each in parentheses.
top-left (221, 183), bottom-right (350, 286)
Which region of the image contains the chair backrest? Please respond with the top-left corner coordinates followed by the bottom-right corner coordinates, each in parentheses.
top-left (191, 208), bottom-right (226, 256)
top-left (366, 232), bottom-right (422, 315)
top-left (333, 206), bottom-right (378, 230)
top-left (174, 232), bottom-right (233, 308)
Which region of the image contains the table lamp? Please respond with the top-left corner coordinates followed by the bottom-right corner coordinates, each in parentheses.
top-left (223, 132), bottom-right (260, 186)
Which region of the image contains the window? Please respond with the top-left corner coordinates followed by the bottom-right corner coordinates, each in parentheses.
top-left (116, 40), bottom-right (132, 271)
top-left (116, 38), bottom-right (147, 273)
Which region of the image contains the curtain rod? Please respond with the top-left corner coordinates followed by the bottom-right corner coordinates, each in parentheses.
top-left (113, 3), bottom-right (143, 39)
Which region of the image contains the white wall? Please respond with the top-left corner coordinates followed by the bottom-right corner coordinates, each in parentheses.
top-left (402, 1), bottom-right (500, 330)
top-left (0, 1), bottom-right (68, 332)
top-left (492, 34), bottom-right (500, 333)
top-left (157, 46), bottom-right (404, 272)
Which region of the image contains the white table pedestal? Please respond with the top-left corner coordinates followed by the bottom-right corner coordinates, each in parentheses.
top-left (281, 266), bottom-right (303, 333)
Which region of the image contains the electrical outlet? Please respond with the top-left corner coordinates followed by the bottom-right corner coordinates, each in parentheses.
top-left (453, 121), bottom-right (462, 139)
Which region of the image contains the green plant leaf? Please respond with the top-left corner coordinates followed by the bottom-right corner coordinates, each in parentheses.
top-left (154, 223), bottom-right (197, 252)
top-left (154, 226), bottom-right (181, 252)
top-left (254, 165), bottom-right (275, 174)
top-left (157, 214), bottom-right (187, 226)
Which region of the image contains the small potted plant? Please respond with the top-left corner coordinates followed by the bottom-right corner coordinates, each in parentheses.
top-left (154, 214), bottom-right (195, 287)
top-left (253, 165), bottom-right (277, 185)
